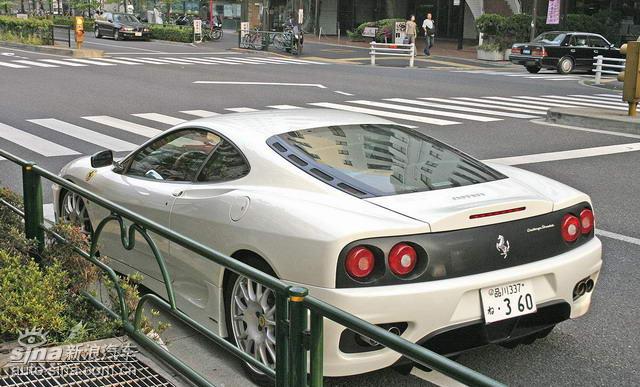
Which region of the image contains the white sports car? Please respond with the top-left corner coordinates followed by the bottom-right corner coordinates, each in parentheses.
top-left (54, 109), bottom-right (602, 381)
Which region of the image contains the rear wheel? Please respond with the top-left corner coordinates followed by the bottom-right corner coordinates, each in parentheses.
top-left (525, 65), bottom-right (541, 73)
top-left (557, 56), bottom-right (574, 74)
top-left (94, 26), bottom-right (101, 38)
top-left (225, 257), bottom-right (277, 386)
top-left (212, 29), bottom-right (223, 41)
top-left (114, 29), bottom-right (120, 41)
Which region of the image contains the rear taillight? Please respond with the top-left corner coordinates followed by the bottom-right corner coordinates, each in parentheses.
top-left (579, 209), bottom-right (594, 234)
top-left (532, 48), bottom-right (547, 57)
top-left (511, 47), bottom-right (520, 54)
top-left (561, 214), bottom-right (581, 243)
top-left (345, 246), bottom-right (375, 279)
top-left (388, 243), bottom-right (417, 276)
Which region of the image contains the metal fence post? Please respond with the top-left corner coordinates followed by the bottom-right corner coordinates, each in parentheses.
top-left (22, 163), bottom-right (44, 254)
top-left (289, 287), bottom-right (309, 387)
top-left (594, 55), bottom-right (603, 85)
top-left (309, 310), bottom-right (324, 387)
top-left (275, 289), bottom-right (290, 387)
top-left (410, 44), bottom-right (415, 67)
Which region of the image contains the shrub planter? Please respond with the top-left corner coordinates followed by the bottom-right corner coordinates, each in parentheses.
top-left (477, 49), bottom-right (504, 61)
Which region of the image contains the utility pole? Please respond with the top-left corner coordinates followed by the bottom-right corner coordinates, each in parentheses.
top-left (530, 0), bottom-right (538, 42)
top-left (457, 0), bottom-right (465, 50)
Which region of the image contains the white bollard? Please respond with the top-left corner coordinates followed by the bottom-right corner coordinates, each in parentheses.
top-left (410, 44), bottom-right (415, 67)
top-left (594, 55), bottom-right (603, 85)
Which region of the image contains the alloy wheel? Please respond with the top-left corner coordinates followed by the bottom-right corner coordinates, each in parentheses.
top-left (230, 276), bottom-right (277, 372)
top-left (60, 191), bottom-right (93, 236)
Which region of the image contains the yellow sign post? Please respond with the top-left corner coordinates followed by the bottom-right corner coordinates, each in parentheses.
top-left (617, 41), bottom-right (640, 117)
top-left (74, 16), bottom-right (84, 49)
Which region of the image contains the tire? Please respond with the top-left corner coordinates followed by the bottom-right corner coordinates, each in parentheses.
top-left (272, 34), bottom-right (285, 50)
top-left (525, 65), bottom-right (540, 73)
top-left (59, 189), bottom-right (94, 237)
top-left (224, 256), bottom-right (278, 386)
top-left (94, 26), bottom-right (101, 39)
top-left (499, 325), bottom-right (555, 349)
top-left (114, 30), bottom-right (120, 41)
top-left (557, 56), bottom-right (574, 74)
top-left (212, 29), bottom-right (222, 41)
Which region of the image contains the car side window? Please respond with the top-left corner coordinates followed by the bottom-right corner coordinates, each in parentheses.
top-left (574, 36), bottom-right (588, 47)
top-left (197, 140), bottom-right (250, 182)
top-left (590, 37), bottom-right (609, 48)
top-left (127, 129), bottom-right (221, 182)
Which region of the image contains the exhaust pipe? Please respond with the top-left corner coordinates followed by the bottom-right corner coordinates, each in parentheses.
top-left (358, 325), bottom-right (402, 347)
top-left (585, 279), bottom-right (594, 293)
top-left (573, 280), bottom-right (586, 300)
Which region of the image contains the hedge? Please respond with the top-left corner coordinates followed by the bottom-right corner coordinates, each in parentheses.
top-left (149, 24), bottom-right (193, 43)
top-left (348, 18), bottom-right (405, 43)
top-left (0, 15), bottom-right (52, 44)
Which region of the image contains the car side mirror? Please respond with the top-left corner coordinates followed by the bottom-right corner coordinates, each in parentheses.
top-left (90, 150), bottom-right (114, 168)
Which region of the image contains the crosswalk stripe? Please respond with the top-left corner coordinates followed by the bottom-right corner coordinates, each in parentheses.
top-left (0, 122), bottom-right (80, 156)
top-left (82, 116), bottom-right (162, 137)
top-left (348, 100), bottom-right (501, 122)
top-left (180, 110), bottom-right (220, 117)
top-left (227, 57), bottom-right (277, 64)
top-left (485, 96), bottom-right (582, 108)
top-left (67, 58), bottom-right (117, 66)
top-left (163, 57), bottom-right (216, 64)
top-left (116, 57), bottom-right (168, 64)
top-left (389, 98), bottom-right (537, 119)
top-left (191, 57), bottom-right (239, 65)
top-left (40, 59), bottom-right (87, 67)
top-left (421, 98), bottom-right (546, 115)
top-left (456, 97), bottom-right (549, 110)
top-left (266, 105), bottom-right (302, 110)
top-left (546, 95), bottom-right (626, 106)
top-left (244, 57), bottom-right (298, 64)
top-left (514, 96), bottom-right (627, 110)
top-left (132, 113), bottom-right (186, 125)
top-left (184, 57), bottom-right (232, 64)
top-left (595, 94), bottom-right (622, 99)
top-left (484, 142), bottom-right (640, 166)
top-left (12, 60), bottom-right (58, 67)
top-left (203, 57), bottom-right (247, 64)
top-left (309, 102), bottom-right (459, 126)
top-left (138, 57), bottom-right (193, 64)
top-left (225, 107), bottom-right (259, 112)
top-left (265, 57), bottom-right (326, 65)
top-left (0, 61), bottom-right (28, 68)
top-left (28, 119), bottom-right (137, 152)
top-left (530, 77), bottom-right (581, 81)
top-left (94, 58), bottom-right (143, 65)
top-left (569, 94), bottom-right (624, 103)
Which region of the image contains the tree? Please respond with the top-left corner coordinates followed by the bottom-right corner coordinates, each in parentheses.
top-left (0, 0), bottom-right (15, 14)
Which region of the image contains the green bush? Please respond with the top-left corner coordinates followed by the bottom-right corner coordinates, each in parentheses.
top-left (149, 24), bottom-right (192, 42)
top-left (0, 15), bottom-right (52, 44)
top-left (348, 18), bottom-right (405, 43)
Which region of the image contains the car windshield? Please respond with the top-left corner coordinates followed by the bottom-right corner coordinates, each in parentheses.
top-left (114, 14), bottom-right (139, 23)
top-left (532, 32), bottom-right (566, 44)
top-left (271, 124), bottom-right (505, 196)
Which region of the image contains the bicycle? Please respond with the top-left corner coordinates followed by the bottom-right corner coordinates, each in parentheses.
top-left (241, 28), bottom-right (263, 50)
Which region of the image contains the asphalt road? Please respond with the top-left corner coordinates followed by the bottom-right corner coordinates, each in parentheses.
top-left (0, 35), bottom-right (638, 386)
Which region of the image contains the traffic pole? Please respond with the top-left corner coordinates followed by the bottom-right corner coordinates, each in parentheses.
top-left (457, 0), bottom-right (465, 50)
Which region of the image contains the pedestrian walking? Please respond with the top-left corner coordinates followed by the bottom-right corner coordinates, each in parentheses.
top-left (406, 15), bottom-right (418, 56)
top-left (422, 13), bottom-right (435, 56)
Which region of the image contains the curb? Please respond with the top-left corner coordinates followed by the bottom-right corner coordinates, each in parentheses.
top-left (546, 107), bottom-right (639, 135)
top-left (0, 41), bottom-right (104, 57)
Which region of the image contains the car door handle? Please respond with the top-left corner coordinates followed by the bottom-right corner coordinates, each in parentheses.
top-left (570, 49), bottom-right (575, 53)
top-left (594, 50), bottom-right (598, 53)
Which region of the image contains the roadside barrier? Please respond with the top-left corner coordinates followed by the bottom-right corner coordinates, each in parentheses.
top-left (593, 55), bottom-right (626, 85)
top-left (238, 29), bottom-right (302, 55)
top-left (0, 148), bottom-right (504, 387)
top-left (51, 24), bottom-right (71, 48)
top-left (370, 42), bottom-right (416, 67)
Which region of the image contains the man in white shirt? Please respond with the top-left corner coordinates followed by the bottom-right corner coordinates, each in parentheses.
top-left (422, 13), bottom-right (435, 56)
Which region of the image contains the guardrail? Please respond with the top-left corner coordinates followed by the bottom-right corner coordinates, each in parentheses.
top-left (370, 42), bottom-right (416, 67)
top-left (51, 24), bottom-right (71, 48)
top-left (593, 55), bottom-right (626, 85)
top-left (238, 29), bottom-right (302, 55)
top-left (0, 148), bottom-right (504, 387)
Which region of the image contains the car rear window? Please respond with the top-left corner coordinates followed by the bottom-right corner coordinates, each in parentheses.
top-left (268, 124), bottom-right (505, 197)
top-left (533, 32), bottom-right (566, 44)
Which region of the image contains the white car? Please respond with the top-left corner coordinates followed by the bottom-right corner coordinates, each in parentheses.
top-left (54, 109), bottom-right (602, 382)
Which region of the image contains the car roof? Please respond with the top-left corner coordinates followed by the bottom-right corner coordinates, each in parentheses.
top-left (178, 108), bottom-right (395, 141)
top-left (544, 31), bottom-right (603, 36)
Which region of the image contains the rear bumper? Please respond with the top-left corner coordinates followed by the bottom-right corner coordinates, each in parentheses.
top-left (306, 237), bottom-right (602, 377)
top-left (509, 55), bottom-right (558, 68)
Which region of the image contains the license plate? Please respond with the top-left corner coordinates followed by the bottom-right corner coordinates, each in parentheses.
top-left (135, 32), bottom-right (142, 37)
top-left (480, 279), bottom-right (537, 324)
top-left (522, 49), bottom-right (531, 55)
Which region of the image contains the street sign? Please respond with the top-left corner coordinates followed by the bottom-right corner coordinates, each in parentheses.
top-left (394, 21), bottom-right (406, 44)
top-left (453, 0), bottom-right (460, 5)
top-left (363, 27), bottom-right (378, 38)
top-left (193, 19), bottom-right (202, 34)
top-left (298, 8), bottom-right (304, 24)
top-left (240, 21), bottom-right (250, 38)
top-left (16, 13), bottom-right (27, 19)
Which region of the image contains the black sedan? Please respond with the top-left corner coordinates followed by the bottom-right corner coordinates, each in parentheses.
top-left (509, 31), bottom-right (622, 74)
top-left (94, 13), bottom-right (150, 41)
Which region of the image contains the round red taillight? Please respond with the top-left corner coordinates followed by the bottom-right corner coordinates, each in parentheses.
top-left (579, 209), bottom-right (594, 234)
top-left (345, 246), bottom-right (375, 279)
top-left (561, 214), bottom-right (581, 243)
top-left (388, 243), bottom-right (418, 276)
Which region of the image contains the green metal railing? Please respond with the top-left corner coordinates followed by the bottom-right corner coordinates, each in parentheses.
top-left (0, 148), bottom-right (505, 387)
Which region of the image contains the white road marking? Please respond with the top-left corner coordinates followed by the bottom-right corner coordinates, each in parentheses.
top-left (389, 98), bottom-right (537, 119)
top-left (225, 107), bottom-right (259, 112)
top-left (596, 229), bottom-right (640, 246)
top-left (334, 91), bottom-right (354, 96)
top-left (132, 113), bottom-right (186, 125)
top-left (266, 105), bottom-right (302, 110)
top-left (12, 60), bottom-right (58, 67)
top-left (595, 94), bottom-right (623, 98)
top-left (193, 81), bottom-right (327, 88)
top-left (530, 119), bottom-right (640, 139)
top-left (28, 119), bottom-right (137, 152)
top-left (93, 57), bottom-right (143, 65)
top-left (67, 58), bottom-right (117, 66)
top-left (309, 102), bottom-right (460, 126)
top-left (422, 97), bottom-right (546, 115)
top-left (40, 59), bottom-right (87, 67)
top-left (456, 97), bottom-right (549, 110)
top-left (116, 57), bottom-right (168, 64)
top-left (180, 110), bottom-right (220, 117)
top-left (82, 116), bottom-right (162, 137)
top-left (485, 96), bottom-right (585, 108)
top-left (0, 61), bottom-right (30, 68)
top-left (514, 96), bottom-right (627, 110)
top-left (349, 100), bottom-right (502, 122)
top-left (226, 57), bottom-right (280, 64)
top-left (164, 57), bottom-right (219, 64)
top-left (0, 122), bottom-right (80, 156)
top-left (542, 95), bottom-right (626, 107)
top-left (82, 40), bottom-right (165, 52)
top-left (484, 142), bottom-right (640, 165)
top-left (568, 94), bottom-right (624, 103)
top-left (137, 57), bottom-right (193, 64)
top-left (203, 57), bottom-right (248, 64)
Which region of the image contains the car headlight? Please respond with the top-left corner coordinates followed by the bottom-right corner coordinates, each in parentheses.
top-left (143, 28), bottom-right (149, 32)
top-left (121, 27), bottom-right (133, 32)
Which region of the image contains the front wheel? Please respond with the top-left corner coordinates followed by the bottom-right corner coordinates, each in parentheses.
top-left (525, 65), bottom-right (540, 73)
top-left (114, 30), bottom-right (120, 41)
top-left (225, 260), bottom-right (277, 385)
top-left (59, 190), bottom-right (93, 237)
top-left (94, 26), bottom-right (101, 39)
top-left (212, 29), bottom-right (222, 41)
top-left (557, 56), bottom-right (574, 74)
